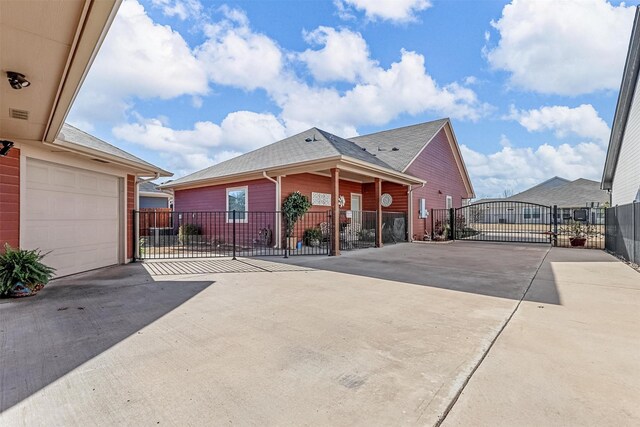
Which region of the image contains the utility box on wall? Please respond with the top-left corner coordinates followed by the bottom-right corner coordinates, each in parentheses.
top-left (418, 198), bottom-right (428, 218)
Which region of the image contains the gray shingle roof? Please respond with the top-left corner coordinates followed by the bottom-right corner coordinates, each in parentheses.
top-left (58, 124), bottom-right (169, 175)
top-left (139, 181), bottom-right (170, 194)
top-left (348, 118), bottom-right (448, 171)
top-left (167, 127), bottom-right (395, 186)
top-left (506, 178), bottom-right (609, 207)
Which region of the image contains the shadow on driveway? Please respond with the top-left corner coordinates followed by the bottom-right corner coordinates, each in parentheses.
top-left (0, 263), bottom-right (213, 413)
top-left (269, 241), bottom-right (561, 304)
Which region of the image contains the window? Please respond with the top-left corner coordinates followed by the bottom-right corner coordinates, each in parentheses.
top-left (523, 207), bottom-right (541, 220)
top-left (446, 195), bottom-right (453, 209)
top-left (226, 186), bottom-right (248, 222)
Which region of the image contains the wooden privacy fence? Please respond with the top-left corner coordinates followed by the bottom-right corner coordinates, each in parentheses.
top-left (139, 208), bottom-right (172, 233)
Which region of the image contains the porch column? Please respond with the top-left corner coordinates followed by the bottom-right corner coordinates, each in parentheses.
top-left (331, 168), bottom-right (340, 256)
top-left (375, 178), bottom-right (383, 248)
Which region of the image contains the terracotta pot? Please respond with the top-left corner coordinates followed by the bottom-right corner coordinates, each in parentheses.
top-left (569, 237), bottom-right (587, 247)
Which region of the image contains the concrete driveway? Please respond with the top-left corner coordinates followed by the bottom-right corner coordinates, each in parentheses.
top-left (3, 242), bottom-right (636, 425)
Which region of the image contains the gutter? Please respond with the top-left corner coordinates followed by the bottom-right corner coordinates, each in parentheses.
top-left (407, 183), bottom-right (425, 242)
top-left (263, 171), bottom-right (282, 248)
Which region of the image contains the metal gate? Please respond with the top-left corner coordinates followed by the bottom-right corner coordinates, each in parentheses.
top-left (431, 201), bottom-right (553, 244)
top-left (134, 210), bottom-right (330, 259)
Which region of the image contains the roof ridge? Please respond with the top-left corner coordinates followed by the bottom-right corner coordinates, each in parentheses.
top-left (349, 118), bottom-right (449, 140)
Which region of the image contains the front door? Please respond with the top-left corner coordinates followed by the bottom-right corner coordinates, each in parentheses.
top-left (351, 194), bottom-right (362, 230)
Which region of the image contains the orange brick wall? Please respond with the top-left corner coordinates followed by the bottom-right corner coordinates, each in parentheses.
top-left (0, 148), bottom-right (20, 251)
top-left (127, 174), bottom-right (135, 259)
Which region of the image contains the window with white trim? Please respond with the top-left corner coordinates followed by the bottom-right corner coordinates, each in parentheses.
top-left (226, 186), bottom-right (248, 222)
top-left (445, 195), bottom-right (453, 209)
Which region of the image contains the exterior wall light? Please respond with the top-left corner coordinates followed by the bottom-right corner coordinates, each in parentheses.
top-left (0, 140), bottom-right (14, 157)
top-left (7, 71), bottom-right (30, 89)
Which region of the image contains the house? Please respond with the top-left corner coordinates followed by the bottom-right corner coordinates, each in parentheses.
top-left (602, 6), bottom-right (640, 205)
top-left (470, 177), bottom-right (608, 225)
top-left (0, 0), bottom-right (171, 277)
top-left (139, 182), bottom-right (173, 209)
top-left (161, 119), bottom-right (475, 255)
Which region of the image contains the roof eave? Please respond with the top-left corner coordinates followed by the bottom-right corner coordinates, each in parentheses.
top-left (602, 7), bottom-right (640, 190)
top-left (47, 139), bottom-right (172, 177)
top-left (44, 0), bottom-right (123, 143)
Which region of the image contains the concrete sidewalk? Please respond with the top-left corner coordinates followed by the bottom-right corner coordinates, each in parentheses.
top-left (442, 248), bottom-right (640, 426)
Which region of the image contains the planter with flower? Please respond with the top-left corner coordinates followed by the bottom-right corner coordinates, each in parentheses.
top-left (560, 220), bottom-right (594, 247)
top-left (0, 244), bottom-right (56, 298)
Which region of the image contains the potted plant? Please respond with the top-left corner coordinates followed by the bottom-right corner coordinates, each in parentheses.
top-left (282, 192), bottom-right (311, 250)
top-left (560, 220), bottom-right (594, 247)
top-left (303, 227), bottom-right (322, 247)
top-left (0, 244), bottom-right (56, 298)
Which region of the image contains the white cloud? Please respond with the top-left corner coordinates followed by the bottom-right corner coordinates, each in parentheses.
top-left (151, 0), bottom-right (203, 20)
top-left (112, 111), bottom-right (287, 176)
top-left (334, 0), bottom-right (431, 23)
top-left (508, 104), bottom-right (611, 144)
top-left (486, 0), bottom-right (635, 95)
top-left (299, 27), bottom-right (377, 83)
top-left (195, 7), bottom-right (284, 90)
top-left (69, 0), bottom-right (208, 123)
top-left (462, 141), bottom-right (606, 198)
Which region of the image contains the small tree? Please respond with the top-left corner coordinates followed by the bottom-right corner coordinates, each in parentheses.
top-left (282, 192), bottom-right (311, 238)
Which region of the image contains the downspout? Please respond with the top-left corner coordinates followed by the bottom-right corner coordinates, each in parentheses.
top-left (263, 171), bottom-right (281, 248)
top-left (407, 183), bottom-right (425, 242)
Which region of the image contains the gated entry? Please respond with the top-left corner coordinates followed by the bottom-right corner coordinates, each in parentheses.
top-left (455, 201), bottom-right (553, 243)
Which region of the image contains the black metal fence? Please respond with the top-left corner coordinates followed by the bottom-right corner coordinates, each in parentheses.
top-left (430, 202), bottom-right (605, 248)
top-left (336, 210), bottom-right (377, 251)
top-left (431, 209), bottom-right (451, 241)
top-left (605, 202), bottom-right (640, 265)
top-left (555, 206), bottom-right (606, 249)
top-left (136, 210), bottom-right (330, 259)
top-left (382, 212), bottom-right (408, 243)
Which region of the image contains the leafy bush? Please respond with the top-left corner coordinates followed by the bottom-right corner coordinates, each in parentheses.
top-left (282, 192), bottom-right (311, 237)
top-left (303, 227), bottom-right (322, 245)
top-left (0, 244), bottom-right (55, 296)
top-left (179, 224), bottom-right (200, 244)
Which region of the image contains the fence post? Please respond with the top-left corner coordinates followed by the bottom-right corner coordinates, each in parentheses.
top-left (553, 205), bottom-right (558, 247)
top-left (132, 210), bottom-right (137, 263)
top-left (232, 210), bottom-right (236, 260)
top-left (449, 207), bottom-right (455, 241)
top-left (283, 214), bottom-right (289, 259)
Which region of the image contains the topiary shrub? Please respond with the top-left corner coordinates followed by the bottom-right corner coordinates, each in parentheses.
top-left (282, 192), bottom-right (311, 238)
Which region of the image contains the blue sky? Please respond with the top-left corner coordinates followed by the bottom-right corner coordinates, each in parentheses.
top-left (68, 0), bottom-right (638, 198)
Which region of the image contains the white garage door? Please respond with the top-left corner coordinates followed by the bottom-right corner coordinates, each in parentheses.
top-left (24, 158), bottom-right (121, 277)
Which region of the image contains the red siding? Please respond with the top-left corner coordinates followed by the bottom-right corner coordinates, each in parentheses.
top-left (280, 173), bottom-right (365, 211)
top-left (405, 127), bottom-right (469, 239)
top-left (175, 178), bottom-right (276, 212)
top-left (127, 174), bottom-right (135, 259)
top-left (0, 148), bottom-right (20, 251)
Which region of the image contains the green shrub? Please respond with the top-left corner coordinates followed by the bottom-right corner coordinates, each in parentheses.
top-left (303, 227), bottom-right (322, 245)
top-left (0, 244), bottom-right (55, 296)
top-left (282, 192), bottom-right (311, 237)
top-left (179, 224), bottom-right (200, 244)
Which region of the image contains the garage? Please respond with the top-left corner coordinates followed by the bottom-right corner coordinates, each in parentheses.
top-left (22, 158), bottom-right (123, 277)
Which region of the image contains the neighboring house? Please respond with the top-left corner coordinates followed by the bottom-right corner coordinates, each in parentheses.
top-left (602, 6), bottom-right (640, 205)
top-left (0, 0), bottom-right (171, 277)
top-left (139, 181), bottom-right (173, 209)
top-left (471, 177), bottom-right (609, 224)
top-left (162, 119), bottom-right (475, 254)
